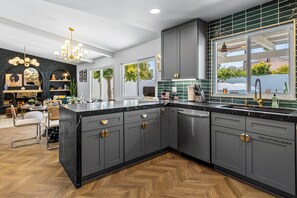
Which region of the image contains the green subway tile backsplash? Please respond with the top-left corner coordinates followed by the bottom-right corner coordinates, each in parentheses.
top-left (158, 0), bottom-right (296, 108)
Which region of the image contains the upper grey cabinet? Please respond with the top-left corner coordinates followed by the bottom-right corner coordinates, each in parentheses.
top-left (161, 28), bottom-right (179, 80)
top-left (161, 19), bottom-right (206, 80)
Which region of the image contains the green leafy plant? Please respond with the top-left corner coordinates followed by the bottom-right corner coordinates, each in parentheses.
top-left (124, 62), bottom-right (154, 82)
top-left (251, 61), bottom-right (271, 76)
top-left (217, 67), bottom-right (247, 82)
top-left (124, 64), bottom-right (137, 82)
top-left (69, 78), bottom-right (77, 97)
top-left (272, 65), bottom-right (289, 74)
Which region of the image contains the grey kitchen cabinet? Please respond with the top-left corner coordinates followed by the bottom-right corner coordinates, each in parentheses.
top-left (104, 126), bottom-right (124, 169)
top-left (144, 118), bottom-right (161, 154)
top-left (160, 107), bottom-right (170, 148)
top-left (212, 113), bottom-right (296, 195)
top-left (82, 129), bottom-right (104, 177)
top-left (82, 126), bottom-right (124, 177)
top-left (169, 107), bottom-right (178, 149)
top-left (124, 109), bottom-right (161, 161)
top-left (211, 125), bottom-right (245, 175)
top-left (161, 28), bottom-right (178, 80)
top-left (124, 122), bottom-right (144, 162)
top-left (161, 19), bottom-right (206, 80)
top-left (246, 132), bottom-right (295, 195)
top-left (178, 20), bottom-right (206, 79)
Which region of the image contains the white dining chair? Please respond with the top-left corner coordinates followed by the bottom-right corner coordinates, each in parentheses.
top-left (11, 105), bottom-right (43, 148)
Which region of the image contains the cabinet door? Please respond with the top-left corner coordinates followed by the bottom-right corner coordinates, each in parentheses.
top-left (178, 21), bottom-right (197, 79)
top-left (211, 126), bottom-right (245, 175)
top-left (144, 119), bottom-right (161, 154)
top-left (169, 107), bottom-right (178, 149)
top-left (161, 107), bottom-right (170, 148)
top-left (104, 126), bottom-right (124, 169)
top-left (246, 133), bottom-right (295, 195)
top-left (161, 28), bottom-right (179, 80)
top-left (124, 122), bottom-right (144, 161)
top-left (82, 130), bottom-right (104, 177)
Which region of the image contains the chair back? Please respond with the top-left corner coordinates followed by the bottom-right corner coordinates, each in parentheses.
top-left (48, 106), bottom-right (59, 121)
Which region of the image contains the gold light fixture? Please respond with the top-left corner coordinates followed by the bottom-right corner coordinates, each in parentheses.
top-left (54, 27), bottom-right (88, 63)
top-left (9, 46), bottom-right (40, 67)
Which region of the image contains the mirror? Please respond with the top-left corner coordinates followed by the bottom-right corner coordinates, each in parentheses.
top-left (24, 68), bottom-right (40, 86)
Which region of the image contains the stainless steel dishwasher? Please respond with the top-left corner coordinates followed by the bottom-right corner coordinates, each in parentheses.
top-left (177, 108), bottom-right (210, 163)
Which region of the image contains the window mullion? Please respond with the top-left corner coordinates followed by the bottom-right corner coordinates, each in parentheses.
top-left (247, 36), bottom-right (252, 95)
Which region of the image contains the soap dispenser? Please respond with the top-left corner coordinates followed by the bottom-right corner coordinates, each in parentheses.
top-left (271, 92), bottom-right (279, 108)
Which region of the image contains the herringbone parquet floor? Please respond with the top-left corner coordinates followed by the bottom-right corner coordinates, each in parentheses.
top-left (0, 125), bottom-right (276, 198)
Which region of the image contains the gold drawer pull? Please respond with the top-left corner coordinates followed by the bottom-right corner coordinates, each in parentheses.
top-left (245, 134), bottom-right (251, 143)
top-left (240, 133), bottom-right (245, 142)
top-left (141, 122), bottom-right (147, 129)
top-left (100, 130), bottom-right (106, 138)
top-left (141, 114), bottom-right (147, 118)
top-left (101, 120), bottom-right (109, 125)
top-left (105, 130), bottom-right (109, 137)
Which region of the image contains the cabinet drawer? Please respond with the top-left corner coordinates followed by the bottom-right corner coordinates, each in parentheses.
top-left (82, 113), bottom-right (123, 132)
top-left (124, 108), bottom-right (160, 124)
top-left (246, 117), bottom-right (295, 140)
top-left (212, 113), bottom-right (245, 130)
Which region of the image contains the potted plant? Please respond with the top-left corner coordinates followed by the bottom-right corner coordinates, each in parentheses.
top-left (69, 78), bottom-right (77, 97)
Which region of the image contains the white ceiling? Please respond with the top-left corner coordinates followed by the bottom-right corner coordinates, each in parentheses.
top-left (0, 0), bottom-right (271, 64)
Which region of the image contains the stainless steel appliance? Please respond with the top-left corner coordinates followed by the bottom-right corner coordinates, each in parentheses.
top-left (177, 108), bottom-right (210, 163)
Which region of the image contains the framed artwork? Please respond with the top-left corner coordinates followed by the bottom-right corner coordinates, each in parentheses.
top-left (79, 70), bottom-right (83, 82)
top-left (83, 69), bottom-right (87, 82)
top-left (5, 74), bottom-right (22, 87)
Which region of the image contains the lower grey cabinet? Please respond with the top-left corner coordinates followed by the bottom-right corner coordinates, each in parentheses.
top-left (124, 122), bottom-right (144, 161)
top-left (246, 132), bottom-right (295, 195)
top-left (169, 107), bottom-right (178, 149)
top-left (161, 107), bottom-right (170, 148)
top-left (104, 126), bottom-right (124, 169)
top-left (82, 126), bottom-right (124, 177)
top-left (82, 129), bottom-right (104, 177)
top-left (211, 126), bottom-right (245, 175)
top-left (144, 118), bottom-right (161, 154)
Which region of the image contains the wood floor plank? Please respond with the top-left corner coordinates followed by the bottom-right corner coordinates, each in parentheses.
top-left (0, 125), bottom-right (276, 198)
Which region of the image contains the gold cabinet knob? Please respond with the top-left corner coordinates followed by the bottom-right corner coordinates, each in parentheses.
top-left (176, 73), bottom-right (180, 78)
top-left (100, 130), bottom-right (106, 138)
top-left (240, 133), bottom-right (245, 142)
top-left (141, 122), bottom-right (147, 129)
top-left (101, 120), bottom-right (109, 125)
top-left (245, 134), bottom-right (251, 143)
top-left (105, 130), bottom-right (109, 137)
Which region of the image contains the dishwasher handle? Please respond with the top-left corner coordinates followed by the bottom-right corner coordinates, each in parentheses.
top-left (178, 111), bottom-right (209, 118)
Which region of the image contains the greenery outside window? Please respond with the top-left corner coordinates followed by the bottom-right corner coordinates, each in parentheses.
top-left (212, 23), bottom-right (295, 100)
top-left (123, 58), bottom-right (156, 97)
top-left (91, 67), bottom-right (114, 101)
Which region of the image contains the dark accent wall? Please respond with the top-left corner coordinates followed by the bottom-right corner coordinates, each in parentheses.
top-left (0, 48), bottom-right (76, 107)
top-left (158, 0), bottom-right (296, 108)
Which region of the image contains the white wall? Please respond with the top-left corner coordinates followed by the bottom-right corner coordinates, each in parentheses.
top-left (77, 38), bottom-right (161, 101)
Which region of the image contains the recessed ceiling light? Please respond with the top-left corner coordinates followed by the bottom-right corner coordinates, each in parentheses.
top-left (150, 9), bottom-right (160, 14)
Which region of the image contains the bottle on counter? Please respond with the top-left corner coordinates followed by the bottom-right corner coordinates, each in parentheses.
top-left (271, 92), bottom-right (279, 108)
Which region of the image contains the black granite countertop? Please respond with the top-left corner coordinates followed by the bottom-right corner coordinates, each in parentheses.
top-left (61, 100), bottom-right (297, 122)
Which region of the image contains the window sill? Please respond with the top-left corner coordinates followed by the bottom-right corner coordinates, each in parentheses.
top-left (211, 93), bottom-right (296, 101)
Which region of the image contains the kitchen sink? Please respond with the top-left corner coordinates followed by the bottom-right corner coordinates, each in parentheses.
top-left (222, 104), bottom-right (296, 114)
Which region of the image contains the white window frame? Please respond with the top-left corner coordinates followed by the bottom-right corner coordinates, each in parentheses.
top-left (90, 66), bottom-right (115, 101)
top-left (212, 23), bottom-right (295, 100)
top-left (121, 57), bottom-right (157, 98)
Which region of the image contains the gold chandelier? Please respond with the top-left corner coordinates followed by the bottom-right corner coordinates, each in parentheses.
top-left (54, 27), bottom-right (88, 63)
top-left (9, 46), bottom-right (40, 67)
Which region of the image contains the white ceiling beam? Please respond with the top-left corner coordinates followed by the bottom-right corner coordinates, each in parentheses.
top-left (252, 36), bottom-right (275, 51)
top-left (218, 49), bottom-right (288, 64)
top-left (0, 16), bottom-right (114, 58)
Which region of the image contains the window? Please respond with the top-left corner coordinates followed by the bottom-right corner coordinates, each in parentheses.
top-left (90, 67), bottom-right (114, 101)
top-left (213, 23), bottom-right (295, 100)
top-left (123, 58), bottom-right (156, 97)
